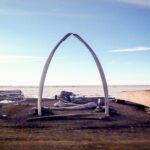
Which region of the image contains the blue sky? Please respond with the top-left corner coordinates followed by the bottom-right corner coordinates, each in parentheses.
top-left (0, 0), bottom-right (150, 85)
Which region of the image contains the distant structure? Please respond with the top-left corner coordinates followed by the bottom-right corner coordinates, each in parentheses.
top-left (38, 33), bottom-right (110, 116)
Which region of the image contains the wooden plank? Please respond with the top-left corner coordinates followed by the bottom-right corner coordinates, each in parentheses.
top-left (27, 113), bottom-right (96, 121)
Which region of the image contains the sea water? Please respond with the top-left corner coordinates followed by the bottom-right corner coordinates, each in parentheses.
top-left (0, 85), bottom-right (150, 98)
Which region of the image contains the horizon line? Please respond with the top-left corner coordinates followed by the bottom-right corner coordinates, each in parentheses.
top-left (0, 84), bottom-right (150, 87)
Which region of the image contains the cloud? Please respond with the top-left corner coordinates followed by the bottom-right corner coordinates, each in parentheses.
top-left (115, 0), bottom-right (150, 8)
top-left (0, 55), bottom-right (46, 62)
top-left (0, 8), bottom-right (99, 20)
top-left (110, 47), bottom-right (150, 52)
top-left (0, 8), bottom-right (30, 16)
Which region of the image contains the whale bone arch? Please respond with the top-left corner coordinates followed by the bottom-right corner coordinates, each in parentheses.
top-left (38, 33), bottom-right (110, 116)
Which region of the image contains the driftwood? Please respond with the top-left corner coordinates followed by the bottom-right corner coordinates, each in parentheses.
top-left (53, 92), bottom-right (108, 111)
top-left (54, 100), bottom-right (80, 107)
top-left (59, 91), bottom-right (74, 102)
top-left (71, 97), bottom-right (96, 104)
top-left (55, 90), bottom-right (102, 104)
top-left (27, 113), bottom-right (102, 121)
top-left (52, 102), bottom-right (97, 111)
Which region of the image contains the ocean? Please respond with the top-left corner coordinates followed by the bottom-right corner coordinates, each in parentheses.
top-left (0, 85), bottom-right (150, 98)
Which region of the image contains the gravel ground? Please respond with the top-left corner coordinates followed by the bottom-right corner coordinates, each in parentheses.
top-left (0, 98), bottom-right (150, 150)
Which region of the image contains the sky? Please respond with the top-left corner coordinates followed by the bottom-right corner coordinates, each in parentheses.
top-left (0, 0), bottom-right (150, 86)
